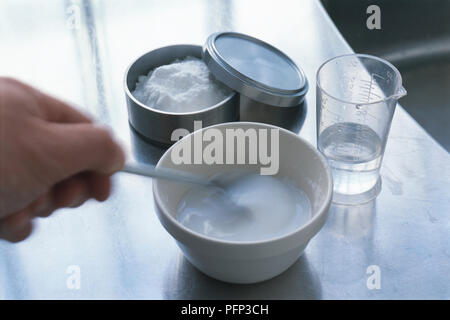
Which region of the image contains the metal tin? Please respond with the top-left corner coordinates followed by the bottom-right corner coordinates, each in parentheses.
top-left (124, 45), bottom-right (239, 145)
top-left (203, 32), bottom-right (308, 107)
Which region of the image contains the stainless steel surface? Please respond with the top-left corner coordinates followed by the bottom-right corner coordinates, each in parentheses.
top-left (321, 0), bottom-right (450, 151)
top-left (0, 0), bottom-right (448, 299)
top-left (122, 162), bottom-right (211, 187)
top-left (125, 44), bottom-right (239, 145)
top-left (203, 32), bottom-right (308, 107)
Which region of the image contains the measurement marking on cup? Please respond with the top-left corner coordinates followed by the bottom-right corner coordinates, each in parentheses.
top-left (358, 90), bottom-right (382, 100)
top-left (367, 78), bottom-right (373, 103)
top-left (358, 74), bottom-right (385, 103)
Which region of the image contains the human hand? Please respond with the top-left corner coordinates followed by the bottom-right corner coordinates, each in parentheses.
top-left (0, 77), bottom-right (125, 242)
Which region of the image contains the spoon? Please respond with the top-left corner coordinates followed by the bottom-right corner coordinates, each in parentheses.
top-left (121, 162), bottom-right (214, 187)
top-left (122, 162), bottom-right (251, 216)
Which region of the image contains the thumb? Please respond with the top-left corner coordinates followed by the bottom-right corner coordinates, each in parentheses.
top-left (42, 123), bottom-right (125, 182)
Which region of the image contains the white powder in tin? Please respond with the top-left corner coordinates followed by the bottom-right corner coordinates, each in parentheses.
top-left (132, 57), bottom-right (231, 113)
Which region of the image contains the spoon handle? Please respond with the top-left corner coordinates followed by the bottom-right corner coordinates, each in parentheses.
top-left (121, 162), bottom-right (211, 187)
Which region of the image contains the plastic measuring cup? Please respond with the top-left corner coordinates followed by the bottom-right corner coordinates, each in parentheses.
top-left (316, 54), bottom-right (406, 205)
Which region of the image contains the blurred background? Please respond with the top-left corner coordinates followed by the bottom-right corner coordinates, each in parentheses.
top-left (322, 0), bottom-right (450, 151)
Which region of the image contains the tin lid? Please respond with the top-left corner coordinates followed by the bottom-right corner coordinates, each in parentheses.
top-left (203, 32), bottom-right (308, 107)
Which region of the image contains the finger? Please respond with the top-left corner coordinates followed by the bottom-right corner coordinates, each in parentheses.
top-left (45, 123), bottom-right (125, 181)
top-left (29, 173), bottom-right (104, 219)
top-left (85, 172), bottom-right (112, 202)
top-left (36, 91), bottom-right (92, 124)
top-left (30, 174), bottom-right (90, 216)
top-left (0, 77), bottom-right (91, 124)
top-left (52, 174), bottom-right (91, 209)
top-left (27, 192), bottom-right (54, 218)
top-left (0, 210), bottom-right (33, 243)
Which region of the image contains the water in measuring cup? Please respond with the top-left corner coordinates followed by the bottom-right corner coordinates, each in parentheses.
top-left (318, 122), bottom-right (382, 195)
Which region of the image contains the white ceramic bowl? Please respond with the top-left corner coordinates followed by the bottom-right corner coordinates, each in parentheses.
top-left (153, 122), bottom-right (333, 284)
